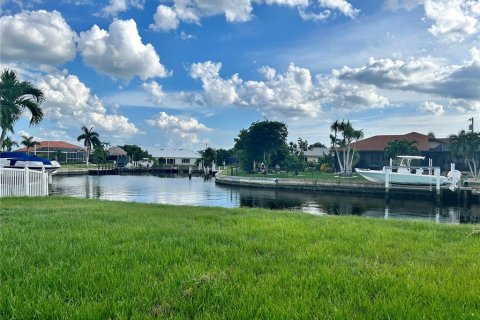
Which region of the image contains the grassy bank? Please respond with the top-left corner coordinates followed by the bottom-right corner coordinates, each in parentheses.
top-left (224, 169), bottom-right (369, 183)
top-left (1, 197), bottom-right (479, 319)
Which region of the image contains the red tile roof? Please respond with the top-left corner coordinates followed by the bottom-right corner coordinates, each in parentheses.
top-left (16, 140), bottom-right (85, 152)
top-left (351, 132), bottom-right (430, 151)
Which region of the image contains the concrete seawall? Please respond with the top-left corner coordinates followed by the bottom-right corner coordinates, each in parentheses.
top-left (215, 174), bottom-right (479, 203)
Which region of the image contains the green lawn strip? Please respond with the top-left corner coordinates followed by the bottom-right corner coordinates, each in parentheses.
top-left (1, 197), bottom-right (479, 319)
top-left (220, 169), bottom-right (369, 183)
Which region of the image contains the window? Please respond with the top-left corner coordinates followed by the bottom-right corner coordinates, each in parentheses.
top-left (182, 158), bottom-right (190, 164)
top-left (166, 158), bottom-right (175, 164)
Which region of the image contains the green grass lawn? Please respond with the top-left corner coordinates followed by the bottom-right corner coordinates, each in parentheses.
top-left (58, 163), bottom-right (91, 170)
top-left (224, 169), bottom-right (369, 183)
top-left (1, 197), bottom-right (479, 319)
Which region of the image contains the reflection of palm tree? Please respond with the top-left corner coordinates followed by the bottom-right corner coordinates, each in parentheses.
top-left (1, 136), bottom-right (19, 151)
top-left (77, 126), bottom-right (100, 166)
top-left (0, 69), bottom-right (44, 146)
top-left (21, 135), bottom-right (40, 154)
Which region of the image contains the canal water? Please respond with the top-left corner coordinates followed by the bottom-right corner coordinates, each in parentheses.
top-left (51, 174), bottom-right (480, 224)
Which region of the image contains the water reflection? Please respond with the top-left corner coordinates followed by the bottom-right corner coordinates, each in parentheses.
top-left (51, 174), bottom-right (480, 224)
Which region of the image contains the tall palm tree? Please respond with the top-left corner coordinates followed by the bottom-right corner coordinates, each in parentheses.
top-left (449, 130), bottom-right (480, 179)
top-left (77, 126), bottom-right (100, 166)
top-left (21, 135), bottom-right (40, 154)
top-left (384, 139), bottom-right (419, 163)
top-left (0, 69), bottom-right (44, 146)
top-left (1, 136), bottom-right (19, 151)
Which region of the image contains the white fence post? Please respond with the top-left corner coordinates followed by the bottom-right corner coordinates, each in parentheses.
top-left (24, 166), bottom-right (29, 196)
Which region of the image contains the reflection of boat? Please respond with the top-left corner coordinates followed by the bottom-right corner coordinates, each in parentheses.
top-left (355, 156), bottom-right (454, 185)
top-left (0, 152), bottom-right (61, 174)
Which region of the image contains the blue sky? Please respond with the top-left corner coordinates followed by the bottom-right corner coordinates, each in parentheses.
top-left (1, 0), bottom-right (479, 152)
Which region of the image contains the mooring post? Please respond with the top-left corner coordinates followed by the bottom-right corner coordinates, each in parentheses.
top-left (385, 167), bottom-right (391, 201)
top-left (434, 168), bottom-right (441, 195)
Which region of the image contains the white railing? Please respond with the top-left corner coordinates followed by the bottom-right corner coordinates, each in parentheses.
top-left (0, 166), bottom-right (49, 197)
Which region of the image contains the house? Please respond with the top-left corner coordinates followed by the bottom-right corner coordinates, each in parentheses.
top-left (16, 140), bottom-right (86, 163)
top-left (303, 147), bottom-right (329, 163)
top-left (149, 148), bottom-right (201, 168)
top-left (107, 146), bottom-right (129, 167)
top-left (350, 132), bottom-right (451, 170)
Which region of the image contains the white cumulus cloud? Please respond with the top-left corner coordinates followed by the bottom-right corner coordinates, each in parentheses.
top-left (385, 0), bottom-right (480, 43)
top-left (101, 0), bottom-right (145, 16)
top-left (78, 19), bottom-right (170, 81)
top-left (36, 73), bottom-right (138, 136)
top-left (336, 47), bottom-right (480, 109)
top-left (142, 81), bottom-right (165, 105)
top-left (188, 61), bottom-right (388, 119)
top-left (424, 0), bottom-right (480, 43)
top-left (190, 61), bottom-right (241, 106)
top-left (150, 5), bottom-right (179, 31)
top-left (149, 0), bottom-right (358, 31)
top-left (146, 112), bottom-right (212, 144)
top-left (420, 101), bottom-right (444, 115)
top-left (0, 10), bottom-right (77, 66)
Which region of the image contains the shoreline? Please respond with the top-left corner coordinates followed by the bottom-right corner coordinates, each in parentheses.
top-left (215, 172), bottom-right (480, 203)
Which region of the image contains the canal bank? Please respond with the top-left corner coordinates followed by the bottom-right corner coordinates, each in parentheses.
top-left (215, 173), bottom-right (480, 204)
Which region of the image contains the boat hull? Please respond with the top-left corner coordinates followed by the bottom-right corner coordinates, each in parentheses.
top-left (355, 168), bottom-right (449, 185)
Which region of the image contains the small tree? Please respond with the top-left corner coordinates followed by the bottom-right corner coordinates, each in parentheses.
top-left (234, 120), bottom-right (289, 173)
top-left (199, 147), bottom-right (216, 167)
top-left (77, 126), bottom-right (100, 166)
top-left (384, 139), bottom-right (419, 164)
top-left (21, 135), bottom-right (40, 154)
top-left (330, 120), bottom-right (363, 176)
top-left (119, 144), bottom-right (151, 161)
top-left (449, 130), bottom-right (480, 179)
top-left (1, 136), bottom-right (18, 151)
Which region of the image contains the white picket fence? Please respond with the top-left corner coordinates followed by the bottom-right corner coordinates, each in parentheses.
top-left (0, 166), bottom-right (49, 197)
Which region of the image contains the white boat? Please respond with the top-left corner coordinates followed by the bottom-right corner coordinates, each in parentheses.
top-left (0, 152), bottom-right (61, 174)
top-left (355, 156), bottom-right (452, 185)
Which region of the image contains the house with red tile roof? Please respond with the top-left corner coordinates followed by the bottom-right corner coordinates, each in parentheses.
top-left (351, 132), bottom-right (451, 170)
top-left (16, 141), bottom-right (86, 163)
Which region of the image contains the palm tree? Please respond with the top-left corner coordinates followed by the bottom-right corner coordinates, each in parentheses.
top-left (77, 125), bottom-right (100, 166)
top-left (21, 135), bottom-right (40, 154)
top-left (0, 69), bottom-right (44, 147)
top-left (330, 120), bottom-right (363, 176)
top-left (384, 139), bottom-right (419, 163)
top-left (449, 130), bottom-right (480, 179)
top-left (1, 136), bottom-right (19, 151)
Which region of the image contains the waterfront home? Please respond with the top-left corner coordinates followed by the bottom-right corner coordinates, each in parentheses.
top-left (16, 140), bottom-right (86, 163)
top-left (149, 148), bottom-right (201, 169)
top-left (350, 132), bottom-right (450, 170)
top-left (303, 147), bottom-right (329, 163)
top-left (107, 146), bottom-right (129, 167)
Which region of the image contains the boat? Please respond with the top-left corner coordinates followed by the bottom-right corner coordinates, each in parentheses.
top-left (0, 152), bottom-right (61, 174)
top-left (355, 156), bottom-right (455, 186)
